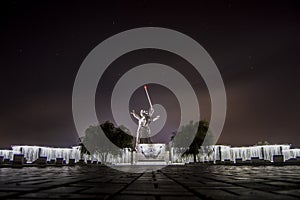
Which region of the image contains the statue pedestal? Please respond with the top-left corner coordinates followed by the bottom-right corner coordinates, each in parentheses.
top-left (136, 144), bottom-right (168, 165)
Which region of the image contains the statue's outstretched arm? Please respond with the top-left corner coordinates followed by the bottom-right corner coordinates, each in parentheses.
top-left (152, 115), bottom-right (160, 122)
top-left (130, 110), bottom-right (141, 120)
top-left (149, 107), bottom-right (154, 116)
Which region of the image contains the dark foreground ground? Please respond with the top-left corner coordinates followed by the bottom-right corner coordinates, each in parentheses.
top-left (0, 165), bottom-right (299, 200)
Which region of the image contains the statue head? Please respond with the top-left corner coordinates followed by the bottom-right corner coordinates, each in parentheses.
top-left (140, 109), bottom-right (148, 117)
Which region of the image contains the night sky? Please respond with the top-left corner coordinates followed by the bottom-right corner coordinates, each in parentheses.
top-left (1, 1), bottom-right (300, 148)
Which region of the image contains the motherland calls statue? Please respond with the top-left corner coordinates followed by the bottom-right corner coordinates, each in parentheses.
top-left (130, 85), bottom-right (160, 149)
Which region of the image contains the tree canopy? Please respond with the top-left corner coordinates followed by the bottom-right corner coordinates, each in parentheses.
top-left (172, 120), bottom-right (214, 163)
top-left (79, 121), bottom-right (133, 158)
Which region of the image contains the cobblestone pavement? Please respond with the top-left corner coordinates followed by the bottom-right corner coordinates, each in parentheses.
top-left (0, 165), bottom-right (300, 199)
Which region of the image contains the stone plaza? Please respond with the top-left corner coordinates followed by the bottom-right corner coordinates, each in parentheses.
top-left (0, 164), bottom-right (299, 199)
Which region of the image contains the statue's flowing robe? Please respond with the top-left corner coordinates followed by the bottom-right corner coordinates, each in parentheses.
top-left (138, 126), bottom-right (152, 144)
top-left (137, 115), bottom-right (152, 144)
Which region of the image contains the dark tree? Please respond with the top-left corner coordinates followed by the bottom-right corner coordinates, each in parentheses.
top-left (100, 121), bottom-right (133, 149)
top-left (174, 120), bottom-right (213, 163)
top-left (78, 137), bottom-right (90, 159)
top-left (79, 121), bottom-right (133, 163)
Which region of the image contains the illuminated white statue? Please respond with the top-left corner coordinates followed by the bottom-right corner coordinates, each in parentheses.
top-left (131, 85), bottom-right (160, 149)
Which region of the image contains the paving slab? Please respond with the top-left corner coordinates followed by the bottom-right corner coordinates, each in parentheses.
top-left (0, 165), bottom-right (299, 199)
